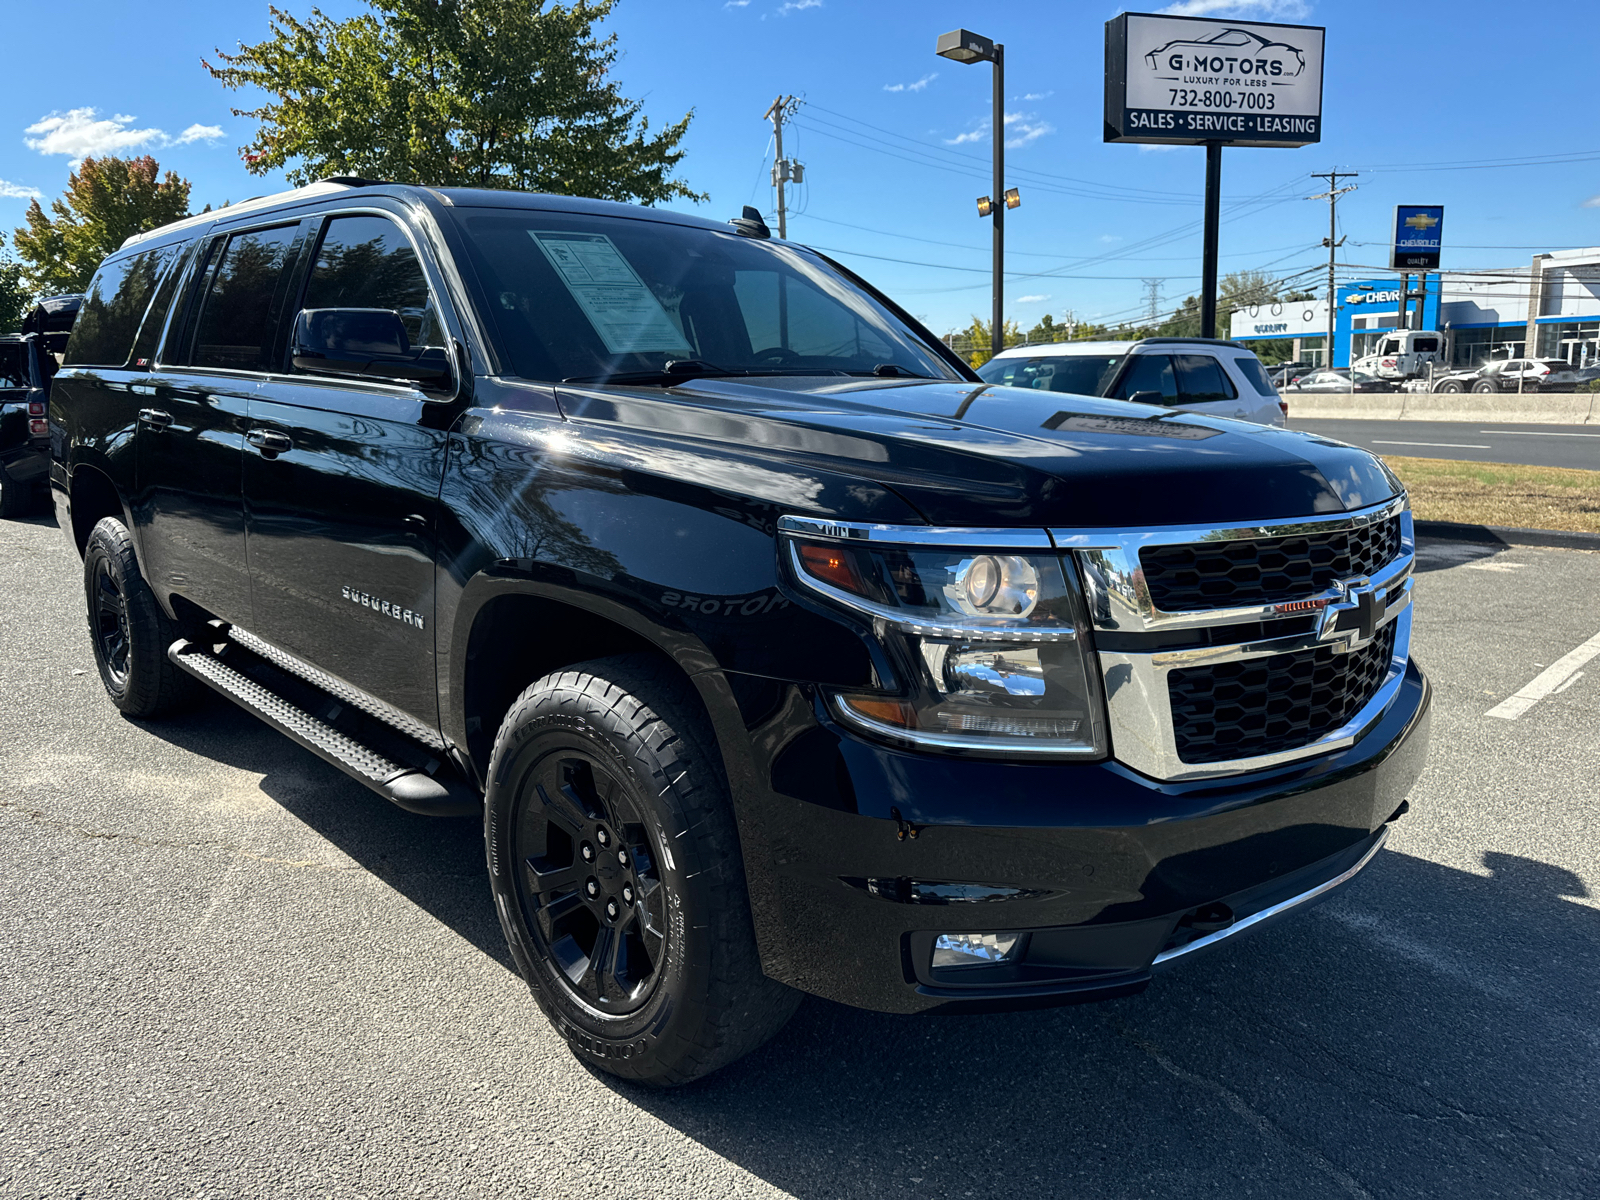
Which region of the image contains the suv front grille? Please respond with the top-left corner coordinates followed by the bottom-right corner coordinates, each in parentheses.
top-left (1140, 516), bottom-right (1402, 612)
top-left (1166, 621), bottom-right (1398, 764)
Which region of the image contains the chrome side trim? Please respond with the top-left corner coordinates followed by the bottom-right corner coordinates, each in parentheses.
top-left (1152, 827), bottom-right (1388, 968)
top-left (776, 514), bottom-right (1053, 550)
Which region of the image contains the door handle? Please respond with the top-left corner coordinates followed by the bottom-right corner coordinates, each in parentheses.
top-left (137, 408), bottom-right (173, 430)
top-left (245, 428), bottom-right (293, 455)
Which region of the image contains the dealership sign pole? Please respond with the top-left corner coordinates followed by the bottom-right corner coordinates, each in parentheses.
top-left (1105, 13), bottom-right (1326, 338)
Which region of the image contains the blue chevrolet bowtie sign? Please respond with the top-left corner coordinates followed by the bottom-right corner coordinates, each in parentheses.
top-left (1391, 205), bottom-right (1444, 270)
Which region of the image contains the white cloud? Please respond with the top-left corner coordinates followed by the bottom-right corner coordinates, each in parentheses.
top-left (1003, 111), bottom-right (1054, 149)
top-left (1016, 294), bottom-right (1051, 304)
top-left (1137, 143), bottom-right (1181, 153)
top-left (1583, 195), bottom-right (1600, 208)
top-left (723, 0), bottom-right (749, 7)
top-left (775, 0), bottom-right (820, 12)
top-left (25, 108), bottom-right (162, 160)
top-left (1019, 91), bottom-right (1054, 102)
top-left (946, 111), bottom-right (1055, 149)
top-left (1098, 234), bottom-right (1124, 244)
top-left (0, 178), bottom-right (43, 200)
top-left (1159, 0), bottom-right (1311, 17)
top-left (23, 108), bottom-right (225, 164)
top-left (884, 72), bottom-right (937, 93)
top-left (173, 124), bottom-right (224, 145)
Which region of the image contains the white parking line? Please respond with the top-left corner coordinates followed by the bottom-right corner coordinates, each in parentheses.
top-left (1485, 629), bottom-right (1600, 719)
top-left (1480, 430), bottom-right (1600, 438)
top-left (1370, 440), bottom-right (1492, 449)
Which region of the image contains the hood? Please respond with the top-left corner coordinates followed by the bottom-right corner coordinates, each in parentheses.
top-left (554, 376), bottom-right (1400, 529)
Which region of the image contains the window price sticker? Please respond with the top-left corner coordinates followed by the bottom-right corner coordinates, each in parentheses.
top-left (529, 231), bottom-right (692, 356)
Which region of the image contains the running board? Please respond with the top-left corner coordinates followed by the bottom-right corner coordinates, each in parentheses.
top-left (168, 639), bottom-right (479, 817)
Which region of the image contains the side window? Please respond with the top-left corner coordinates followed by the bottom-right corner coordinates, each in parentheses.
top-left (1174, 355), bottom-right (1238, 403)
top-left (187, 225), bottom-right (302, 371)
top-left (0, 343), bottom-right (23, 388)
top-left (63, 246), bottom-right (178, 368)
top-left (300, 215), bottom-right (443, 351)
top-left (1113, 354), bottom-right (1177, 401)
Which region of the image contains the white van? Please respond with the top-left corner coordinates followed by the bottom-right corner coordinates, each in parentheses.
top-left (976, 337), bottom-right (1287, 426)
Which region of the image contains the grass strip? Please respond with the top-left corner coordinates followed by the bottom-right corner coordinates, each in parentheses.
top-left (1381, 456), bottom-right (1600, 534)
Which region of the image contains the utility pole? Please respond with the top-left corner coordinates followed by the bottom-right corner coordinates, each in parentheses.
top-left (762, 95), bottom-right (803, 239)
top-left (1141, 279), bottom-right (1163, 325)
top-left (1310, 171), bottom-right (1358, 369)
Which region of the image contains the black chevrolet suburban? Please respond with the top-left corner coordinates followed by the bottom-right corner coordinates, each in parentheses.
top-left (49, 180), bottom-right (1430, 1085)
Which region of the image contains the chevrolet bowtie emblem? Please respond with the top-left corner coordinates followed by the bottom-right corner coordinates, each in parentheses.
top-left (1317, 578), bottom-right (1386, 652)
top-left (1404, 212), bottom-right (1439, 231)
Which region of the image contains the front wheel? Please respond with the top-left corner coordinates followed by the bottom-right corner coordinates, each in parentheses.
top-left (484, 655), bottom-right (799, 1086)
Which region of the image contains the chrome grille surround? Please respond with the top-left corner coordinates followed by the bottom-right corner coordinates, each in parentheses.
top-left (1053, 496), bottom-right (1414, 782)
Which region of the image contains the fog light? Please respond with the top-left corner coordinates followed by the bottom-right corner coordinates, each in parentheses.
top-left (932, 931), bottom-right (1022, 969)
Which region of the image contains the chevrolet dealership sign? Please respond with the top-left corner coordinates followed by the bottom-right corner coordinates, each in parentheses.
top-left (1391, 206), bottom-right (1444, 270)
top-left (1105, 12), bottom-right (1325, 147)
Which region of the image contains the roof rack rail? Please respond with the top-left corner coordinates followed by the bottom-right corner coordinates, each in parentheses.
top-left (1135, 337), bottom-right (1247, 349)
top-left (319, 176), bottom-right (389, 188)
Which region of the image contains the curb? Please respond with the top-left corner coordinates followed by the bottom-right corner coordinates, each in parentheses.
top-left (1414, 520), bottom-right (1600, 551)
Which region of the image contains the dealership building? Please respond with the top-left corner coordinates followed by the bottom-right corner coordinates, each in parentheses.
top-left (1229, 248), bottom-right (1600, 370)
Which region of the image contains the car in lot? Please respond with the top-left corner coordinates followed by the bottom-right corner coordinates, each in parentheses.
top-left (1422, 357), bottom-right (1580, 394)
top-left (48, 180), bottom-right (1430, 1086)
top-left (1268, 361), bottom-right (1313, 389)
top-left (0, 295), bottom-right (79, 517)
top-left (1282, 367), bottom-right (1394, 395)
top-left (975, 338), bottom-right (1288, 425)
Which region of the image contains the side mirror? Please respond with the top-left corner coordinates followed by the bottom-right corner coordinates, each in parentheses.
top-left (291, 308), bottom-right (453, 394)
top-left (1126, 390), bottom-right (1165, 406)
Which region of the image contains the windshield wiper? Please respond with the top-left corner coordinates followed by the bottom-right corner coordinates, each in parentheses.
top-left (838, 364), bottom-right (941, 380)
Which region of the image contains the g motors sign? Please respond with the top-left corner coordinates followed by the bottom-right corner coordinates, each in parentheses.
top-left (1391, 206), bottom-right (1444, 269)
top-left (1105, 12), bottom-right (1325, 147)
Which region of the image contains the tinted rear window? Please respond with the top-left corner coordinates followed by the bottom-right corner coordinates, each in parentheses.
top-left (1232, 355), bottom-right (1278, 397)
top-left (186, 225), bottom-right (302, 372)
top-left (63, 246), bottom-right (178, 367)
top-left (0, 343), bottom-right (24, 388)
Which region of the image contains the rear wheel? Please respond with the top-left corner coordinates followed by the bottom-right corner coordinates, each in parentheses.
top-left (484, 655), bottom-right (798, 1086)
top-left (1471, 378), bottom-right (1499, 394)
top-left (1436, 380), bottom-right (1465, 394)
top-left (82, 517), bottom-right (200, 717)
top-left (0, 468), bottom-right (33, 519)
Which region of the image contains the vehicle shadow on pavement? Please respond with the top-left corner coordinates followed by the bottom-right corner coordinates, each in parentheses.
top-left (614, 848), bottom-right (1599, 1199)
top-left (132, 700), bottom-right (512, 971)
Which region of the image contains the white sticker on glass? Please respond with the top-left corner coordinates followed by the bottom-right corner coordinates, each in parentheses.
top-left (527, 231), bottom-right (692, 356)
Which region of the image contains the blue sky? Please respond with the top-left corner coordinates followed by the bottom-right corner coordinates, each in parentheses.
top-left (5, 0), bottom-right (1600, 335)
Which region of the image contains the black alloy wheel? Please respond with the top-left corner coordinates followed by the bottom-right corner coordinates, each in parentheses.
top-left (484, 655), bottom-right (799, 1086)
top-left (513, 748), bottom-right (668, 1015)
top-left (81, 516), bottom-right (199, 717)
top-left (91, 556), bottom-right (132, 692)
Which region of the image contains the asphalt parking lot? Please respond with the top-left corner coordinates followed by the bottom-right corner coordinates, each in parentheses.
top-left (2, 511), bottom-right (1596, 1200)
top-left (1289, 418), bottom-right (1600, 470)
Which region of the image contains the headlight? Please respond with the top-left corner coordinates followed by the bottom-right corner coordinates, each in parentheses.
top-left (782, 524), bottom-right (1106, 758)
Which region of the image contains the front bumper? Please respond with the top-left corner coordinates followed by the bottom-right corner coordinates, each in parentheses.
top-left (740, 659), bottom-right (1431, 1014)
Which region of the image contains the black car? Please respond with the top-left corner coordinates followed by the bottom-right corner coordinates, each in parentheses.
top-left (0, 295), bottom-right (78, 517)
top-left (48, 181), bottom-right (1430, 1085)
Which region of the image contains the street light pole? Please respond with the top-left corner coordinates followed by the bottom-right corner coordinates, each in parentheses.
top-left (937, 28), bottom-right (1008, 362)
top-left (990, 43), bottom-right (1004, 362)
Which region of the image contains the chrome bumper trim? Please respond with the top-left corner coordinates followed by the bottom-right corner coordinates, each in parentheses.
top-left (1152, 826), bottom-right (1389, 968)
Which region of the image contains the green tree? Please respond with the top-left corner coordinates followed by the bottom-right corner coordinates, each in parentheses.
top-left (206, 0), bottom-right (703, 204)
top-left (949, 315), bottom-right (1023, 367)
top-left (11, 156), bottom-right (192, 294)
top-left (0, 234), bottom-right (29, 334)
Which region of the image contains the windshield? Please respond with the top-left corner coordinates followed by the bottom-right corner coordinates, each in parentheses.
top-left (976, 353), bottom-right (1123, 394)
top-left (452, 209), bottom-right (961, 384)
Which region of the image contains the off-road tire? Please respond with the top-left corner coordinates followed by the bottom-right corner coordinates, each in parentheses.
top-left (484, 654), bottom-right (799, 1086)
top-left (82, 517), bottom-right (200, 717)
